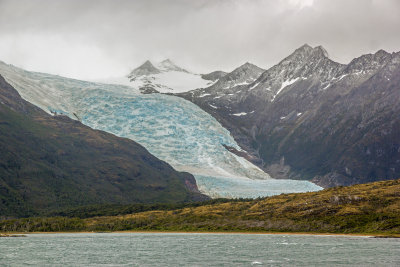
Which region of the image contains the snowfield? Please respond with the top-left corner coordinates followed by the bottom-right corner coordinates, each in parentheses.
top-left (100, 59), bottom-right (214, 93)
top-left (128, 70), bottom-right (213, 93)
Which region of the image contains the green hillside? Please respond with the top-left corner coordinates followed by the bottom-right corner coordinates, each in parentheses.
top-left (0, 74), bottom-right (207, 217)
top-left (1, 179), bottom-right (399, 235)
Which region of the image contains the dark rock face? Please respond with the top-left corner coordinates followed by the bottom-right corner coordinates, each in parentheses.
top-left (179, 45), bottom-right (400, 188)
top-left (128, 60), bottom-right (161, 79)
top-left (201, 71), bottom-right (227, 81)
top-left (0, 75), bottom-right (208, 217)
top-left (204, 62), bottom-right (265, 91)
top-left (183, 62), bottom-right (264, 99)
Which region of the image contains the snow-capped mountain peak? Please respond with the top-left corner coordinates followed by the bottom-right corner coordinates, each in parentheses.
top-left (119, 59), bottom-right (214, 94)
top-left (249, 44), bottom-right (343, 94)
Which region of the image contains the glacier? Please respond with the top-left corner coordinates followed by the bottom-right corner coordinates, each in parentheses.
top-left (0, 61), bottom-right (322, 198)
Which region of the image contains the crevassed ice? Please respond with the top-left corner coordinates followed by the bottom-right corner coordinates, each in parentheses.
top-left (195, 175), bottom-right (322, 198)
top-left (76, 90), bottom-right (267, 181)
top-left (0, 62), bottom-right (322, 198)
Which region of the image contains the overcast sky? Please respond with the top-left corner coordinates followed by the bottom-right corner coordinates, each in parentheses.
top-left (0, 0), bottom-right (399, 80)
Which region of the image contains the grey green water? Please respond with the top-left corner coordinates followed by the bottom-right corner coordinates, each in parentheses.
top-left (0, 233), bottom-right (399, 266)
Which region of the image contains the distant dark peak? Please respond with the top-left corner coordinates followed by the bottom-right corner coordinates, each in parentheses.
top-left (313, 45), bottom-right (329, 58)
top-left (344, 49), bottom-right (394, 74)
top-left (276, 44), bottom-right (331, 70)
top-left (291, 44), bottom-right (329, 58)
top-left (140, 60), bottom-right (157, 69)
top-left (375, 49), bottom-right (389, 54)
top-left (285, 45), bottom-right (314, 61)
top-left (243, 62), bottom-right (260, 67)
top-left (236, 62), bottom-right (264, 72)
top-left (374, 49), bottom-right (390, 59)
top-left (300, 43), bottom-right (312, 49)
top-left (242, 62), bottom-right (255, 68)
top-left (354, 50), bottom-right (391, 62)
top-left (294, 43), bottom-right (313, 53)
top-left (369, 50), bottom-right (391, 61)
top-left (393, 51), bottom-right (400, 60)
top-left (201, 71), bottom-right (227, 81)
top-left (128, 60), bottom-right (161, 77)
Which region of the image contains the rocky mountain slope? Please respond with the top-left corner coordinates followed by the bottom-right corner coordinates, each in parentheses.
top-left (179, 45), bottom-right (400, 187)
top-left (0, 74), bottom-right (207, 217)
top-left (201, 71), bottom-right (227, 82)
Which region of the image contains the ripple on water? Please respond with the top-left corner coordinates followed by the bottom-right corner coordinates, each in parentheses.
top-left (2, 233), bottom-right (399, 266)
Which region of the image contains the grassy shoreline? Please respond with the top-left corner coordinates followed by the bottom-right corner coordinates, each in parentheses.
top-left (2, 230), bottom-right (399, 238)
top-left (1, 179), bottom-right (399, 236)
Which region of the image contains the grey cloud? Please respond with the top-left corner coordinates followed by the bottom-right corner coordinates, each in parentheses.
top-left (0, 0), bottom-right (399, 79)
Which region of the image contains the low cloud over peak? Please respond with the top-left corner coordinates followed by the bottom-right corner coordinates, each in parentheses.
top-left (0, 0), bottom-right (399, 80)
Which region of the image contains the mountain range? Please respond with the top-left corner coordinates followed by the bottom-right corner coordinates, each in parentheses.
top-left (1, 43), bottom-right (398, 217)
top-left (178, 44), bottom-right (400, 187)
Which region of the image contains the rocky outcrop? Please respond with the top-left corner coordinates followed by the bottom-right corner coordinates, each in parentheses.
top-left (201, 71), bottom-right (227, 81)
top-left (128, 60), bottom-right (161, 79)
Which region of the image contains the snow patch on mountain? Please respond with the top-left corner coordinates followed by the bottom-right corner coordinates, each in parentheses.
top-left (232, 112), bottom-right (247, 116)
top-left (272, 77), bottom-right (300, 101)
top-left (249, 82), bottom-right (260, 90)
top-left (129, 70), bottom-right (211, 93)
top-left (198, 93), bottom-right (212, 98)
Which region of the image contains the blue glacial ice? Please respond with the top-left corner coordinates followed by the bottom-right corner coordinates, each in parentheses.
top-left (0, 62), bottom-right (323, 198)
